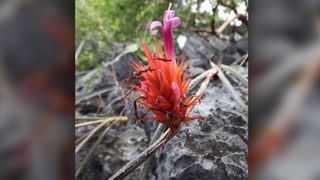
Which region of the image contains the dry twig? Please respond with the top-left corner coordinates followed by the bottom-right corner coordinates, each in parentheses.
top-left (139, 123), bottom-right (167, 180)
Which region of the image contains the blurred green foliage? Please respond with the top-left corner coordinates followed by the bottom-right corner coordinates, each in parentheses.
top-left (76, 0), bottom-right (248, 72)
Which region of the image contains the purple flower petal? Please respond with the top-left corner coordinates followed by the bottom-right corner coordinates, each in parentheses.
top-left (149, 21), bottom-right (162, 35)
top-left (150, 10), bottom-right (181, 60)
top-left (163, 10), bottom-right (175, 24)
top-left (171, 17), bottom-right (181, 28)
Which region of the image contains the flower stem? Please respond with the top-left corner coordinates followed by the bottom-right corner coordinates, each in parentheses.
top-left (109, 128), bottom-right (175, 180)
top-left (139, 124), bottom-right (167, 180)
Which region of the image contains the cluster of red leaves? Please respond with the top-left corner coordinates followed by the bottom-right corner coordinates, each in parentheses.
top-left (127, 41), bottom-right (200, 131)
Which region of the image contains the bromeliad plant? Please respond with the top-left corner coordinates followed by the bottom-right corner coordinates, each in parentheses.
top-left (109, 8), bottom-right (212, 180)
top-left (125, 9), bottom-right (200, 132)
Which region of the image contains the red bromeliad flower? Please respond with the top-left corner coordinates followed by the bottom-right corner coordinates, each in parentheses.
top-left (126, 10), bottom-right (200, 132)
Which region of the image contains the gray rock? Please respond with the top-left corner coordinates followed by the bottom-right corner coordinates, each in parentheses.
top-left (222, 43), bottom-right (238, 55)
top-left (220, 54), bottom-right (237, 65)
top-left (207, 36), bottom-right (230, 52)
top-left (187, 58), bottom-right (209, 69)
top-left (114, 53), bottom-right (138, 82)
top-left (182, 33), bottom-right (220, 61)
top-left (232, 53), bottom-right (242, 61)
top-left (236, 38), bottom-right (248, 55)
top-left (186, 67), bottom-right (206, 79)
top-left (76, 124), bottom-right (148, 180)
top-left (181, 33), bottom-right (247, 66)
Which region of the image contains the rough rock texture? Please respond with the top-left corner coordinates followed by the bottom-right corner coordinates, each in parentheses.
top-left (153, 78), bottom-right (248, 180)
top-left (76, 124), bottom-right (148, 180)
top-left (182, 33), bottom-right (242, 67)
top-left (186, 67), bottom-right (206, 78)
top-left (182, 33), bottom-right (219, 61)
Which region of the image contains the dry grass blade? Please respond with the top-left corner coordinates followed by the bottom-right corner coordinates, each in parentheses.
top-left (216, 14), bottom-right (240, 35)
top-left (194, 70), bottom-right (216, 98)
top-left (76, 116), bottom-right (102, 121)
top-left (103, 51), bottom-right (127, 67)
top-left (232, 53), bottom-right (248, 66)
top-left (187, 69), bottom-right (216, 94)
top-left (210, 61), bottom-right (248, 118)
top-left (75, 116), bottom-right (128, 154)
top-left (239, 54), bottom-right (248, 66)
top-left (76, 131), bottom-right (90, 145)
top-left (76, 121), bottom-right (118, 178)
top-left (76, 68), bottom-right (99, 90)
top-left (188, 69), bottom-right (217, 113)
top-left (76, 87), bottom-right (113, 104)
top-left (76, 119), bottom-right (105, 128)
top-left (76, 120), bottom-right (110, 154)
top-left (219, 64), bottom-right (248, 86)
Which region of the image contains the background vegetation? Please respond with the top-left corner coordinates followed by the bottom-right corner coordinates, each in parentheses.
top-left (76, 0), bottom-right (248, 71)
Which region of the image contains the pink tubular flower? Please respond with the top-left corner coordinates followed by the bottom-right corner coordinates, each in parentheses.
top-left (149, 10), bottom-right (181, 60)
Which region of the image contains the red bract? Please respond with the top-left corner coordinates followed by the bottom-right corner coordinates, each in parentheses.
top-left (127, 10), bottom-right (200, 131)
